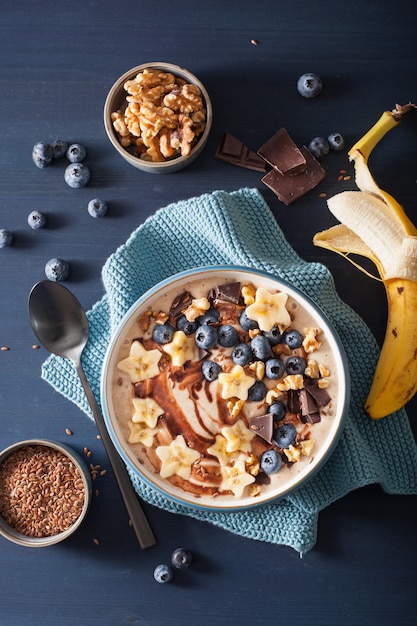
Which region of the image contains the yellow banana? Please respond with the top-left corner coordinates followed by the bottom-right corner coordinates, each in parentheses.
top-left (314, 103), bottom-right (417, 419)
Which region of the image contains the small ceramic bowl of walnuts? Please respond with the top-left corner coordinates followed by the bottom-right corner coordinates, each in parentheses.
top-left (104, 62), bottom-right (212, 173)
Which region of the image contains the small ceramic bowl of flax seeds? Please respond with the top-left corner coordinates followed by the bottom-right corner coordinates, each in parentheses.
top-left (0, 439), bottom-right (92, 547)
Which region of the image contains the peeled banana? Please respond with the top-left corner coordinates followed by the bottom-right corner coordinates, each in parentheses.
top-left (313, 103), bottom-right (417, 419)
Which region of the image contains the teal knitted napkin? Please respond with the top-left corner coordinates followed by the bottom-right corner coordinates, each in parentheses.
top-left (41, 187), bottom-right (417, 553)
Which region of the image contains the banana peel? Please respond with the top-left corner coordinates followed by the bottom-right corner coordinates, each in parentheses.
top-left (313, 103), bottom-right (417, 419)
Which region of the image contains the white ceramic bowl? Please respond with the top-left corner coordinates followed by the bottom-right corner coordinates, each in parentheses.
top-left (101, 266), bottom-right (349, 511)
top-left (0, 439), bottom-right (92, 547)
top-left (103, 62), bottom-right (212, 173)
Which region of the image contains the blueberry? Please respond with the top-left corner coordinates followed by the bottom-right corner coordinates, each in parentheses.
top-left (268, 400), bottom-right (287, 422)
top-left (153, 564), bottom-right (173, 584)
top-left (28, 210), bottom-right (46, 229)
top-left (66, 143), bottom-right (86, 163)
top-left (265, 358), bottom-right (285, 380)
top-left (297, 72), bottom-right (322, 98)
top-left (45, 258), bottom-right (70, 282)
top-left (217, 324), bottom-right (239, 347)
top-left (171, 548), bottom-right (193, 569)
top-left (231, 342), bottom-right (253, 366)
top-left (152, 322), bottom-right (175, 345)
top-left (273, 423), bottom-right (297, 449)
top-left (195, 324), bottom-right (218, 350)
top-left (88, 198), bottom-right (108, 218)
top-left (308, 137), bottom-right (329, 159)
top-left (282, 329), bottom-right (303, 349)
top-left (0, 229), bottom-right (13, 248)
top-left (197, 307), bottom-right (220, 326)
top-left (260, 449), bottom-right (282, 474)
top-left (51, 139), bottom-right (68, 159)
top-left (239, 309), bottom-right (259, 331)
top-left (247, 380), bottom-right (267, 402)
top-left (64, 163), bottom-right (90, 188)
top-left (263, 325), bottom-right (282, 346)
top-left (32, 141), bottom-right (54, 168)
top-left (176, 314), bottom-right (198, 335)
top-left (202, 359), bottom-right (222, 382)
top-left (285, 355), bottom-right (307, 375)
top-left (250, 335), bottom-right (272, 361)
top-left (328, 132), bottom-right (345, 152)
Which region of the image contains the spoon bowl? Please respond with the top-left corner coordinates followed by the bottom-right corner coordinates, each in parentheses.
top-left (28, 280), bottom-right (156, 549)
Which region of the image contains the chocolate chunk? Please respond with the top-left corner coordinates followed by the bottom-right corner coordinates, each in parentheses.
top-left (261, 146), bottom-right (326, 205)
top-left (257, 128), bottom-right (307, 175)
top-left (169, 290), bottom-right (194, 318)
top-left (299, 388), bottom-right (321, 424)
top-left (214, 281), bottom-right (241, 304)
top-left (286, 389), bottom-right (300, 414)
top-left (304, 378), bottom-right (331, 407)
top-left (215, 133), bottom-right (267, 172)
top-left (248, 413), bottom-right (274, 444)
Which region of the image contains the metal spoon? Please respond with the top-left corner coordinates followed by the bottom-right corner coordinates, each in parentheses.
top-left (28, 280), bottom-right (156, 549)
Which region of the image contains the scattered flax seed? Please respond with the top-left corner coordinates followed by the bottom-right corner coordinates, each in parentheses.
top-left (95, 489), bottom-right (99, 497)
top-left (128, 519), bottom-right (133, 527)
top-left (93, 538), bottom-right (100, 545)
top-left (337, 175), bottom-right (344, 181)
top-left (250, 39), bottom-right (259, 45)
top-left (32, 344), bottom-right (41, 350)
top-left (65, 428), bottom-right (73, 436)
top-left (83, 447), bottom-right (89, 455)
top-left (319, 192), bottom-right (327, 198)
top-left (96, 435), bottom-right (102, 440)
top-left (100, 470), bottom-right (107, 477)
top-left (339, 169), bottom-right (347, 174)
top-left (343, 175), bottom-right (351, 181)
top-left (1, 346), bottom-right (9, 351)
top-left (87, 450), bottom-right (92, 458)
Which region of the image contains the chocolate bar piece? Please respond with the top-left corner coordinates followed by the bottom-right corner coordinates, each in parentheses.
top-left (215, 133), bottom-right (267, 172)
top-left (248, 413), bottom-right (273, 444)
top-left (304, 378), bottom-right (331, 407)
top-left (213, 281), bottom-right (241, 304)
top-left (299, 388), bottom-right (321, 424)
top-left (169, 290), bottom-right (194, 318)
top-left (261, 146), bottom-right (326, 205)
top-left (257, 128), bottom-right (306, 175)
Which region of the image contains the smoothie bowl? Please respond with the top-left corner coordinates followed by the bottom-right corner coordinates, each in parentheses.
top-left (101, 266), bottom-right (349, 511)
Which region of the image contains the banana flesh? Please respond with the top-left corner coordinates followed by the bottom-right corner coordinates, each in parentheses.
top-left (314, 103), bottom-right (417, 419)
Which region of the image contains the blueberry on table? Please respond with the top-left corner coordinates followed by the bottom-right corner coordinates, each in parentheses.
top-left (231, 342), bottom-right (253, 366)
top-left (265, 358), bottom-right (285, 380)
top-left (176, 314), bottom-right (198, 335)
top-left (202, 359), bottom-right (222, 382)
top-left (195, 324), bottom-right (218, 350)
top-left (153, 564), bottom-right (173, 584)
top-left (88, 198), bottom-right (107, 218)
top-left (285, 355), bottom-right (307, 375)
top-left (0, 229), bottom-right (13, 247)
top-left (64, 163), bottom-right (90, 188)
top-left (247, 380), bottom-right (267, 402)
top-left (152, 322), bottom-right (175, 345)
top-left (250, 335), bottom-right (272, 361)
top-left (273, 423), bottom-right (297, 449)
top-left (308, 137), bottom-right (329, 159)
top-left (297, 72), bottom-right (322, 98)
top-left (260, 449), bottom-right (282, 474)
top-left (28, 210), bottom-right (47, 229)
top-left (51, 139), bottom-right (68, 159)
top-left (66, 143), bottom-right (86, 163)
top-left (171, 548), bottom-right (193, 569)
top-left (328, 132), bottom-right (345, 151)
top-left (44, 258), bottom-right (70, 282)
top-left (32, 141), bottom-right (54, 168)
top-left (217, 324), bottom-right (239, 347)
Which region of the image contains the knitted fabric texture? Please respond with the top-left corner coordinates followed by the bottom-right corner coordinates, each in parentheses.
top-left (41, 188), bottom-right (417, 553)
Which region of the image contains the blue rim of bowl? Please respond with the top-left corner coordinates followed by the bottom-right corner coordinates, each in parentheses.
top-left (100, 265), bottom-right (350, 512)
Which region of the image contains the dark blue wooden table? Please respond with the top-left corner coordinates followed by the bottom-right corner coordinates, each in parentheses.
top-left (1, 1), bottom-right (416, 624)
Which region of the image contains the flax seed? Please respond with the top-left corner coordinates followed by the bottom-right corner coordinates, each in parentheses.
top-left (65, 429), bottom-right (73, 436)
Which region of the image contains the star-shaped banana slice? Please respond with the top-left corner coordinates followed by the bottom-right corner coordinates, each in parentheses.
top-left (221, 419), bottom-right (255, 453)
top-left (207, 434), bottom-right (235, 466)
top-left (131, 397), bottom-right (164, 428)
top-left (218, 365), bottom-right (255, 401)
top-left (155, 434), bottom-right (201, 479)
top-left (117, 340), bottom-right (161, 383)
top-left (245, 287), bottom-right (291, 332)
top-left (162, 330), bottom-right (200, 366)
top-left (127, 420), bottom-right (158, 447)
top-left (220, 460), bottom-right (256, 497)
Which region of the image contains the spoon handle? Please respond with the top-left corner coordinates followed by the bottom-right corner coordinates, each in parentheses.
top-left (76, 362), bottom-right (156, 549)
